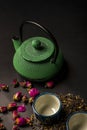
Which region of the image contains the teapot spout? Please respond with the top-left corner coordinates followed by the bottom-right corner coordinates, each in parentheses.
top-left (12, 36), bottom-right (21, 51)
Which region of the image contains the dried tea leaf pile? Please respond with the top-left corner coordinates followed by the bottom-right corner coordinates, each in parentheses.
top-left (32, 93), bottom-right (87, 130)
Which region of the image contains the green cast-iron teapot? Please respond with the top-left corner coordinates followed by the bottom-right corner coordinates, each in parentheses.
top-left (12, 21), bottom-right (64, 81)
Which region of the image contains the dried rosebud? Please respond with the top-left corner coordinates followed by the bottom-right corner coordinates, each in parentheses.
top-left (12, 125), bottom-right (19, 130)
top-left (0, 123), bottom-right (6, 130)
top-left (17, 105), bottom-right (26, 112)
top-left (28, 88), bottom-right (40, 98)
top-left (0, 84), bottom-right (9, 91)
top-left (12, 110), bottom-right (20, 120)
top-left (45, 81), bottom-right (54, 88)
top-left (26, 81), bottom-right (32, 88)
top-left (13, 92), bottom-right (22, 101)
top-left (22, 95), bottom-right (28, 103)
top-left (12, 79), bottom-right (19, 88)
top-left (7, 102), bottom-right (17, 111)
top-left (15, 117), bottom-right (26, 126)
top-left (25, 117), bottom-right (31, 125)
top-left (19, 81), bottom-right (26, 88)
top-left (29, 97), bottom-right (34, 104)
top-left (0, 106), bottom-right (7, 113)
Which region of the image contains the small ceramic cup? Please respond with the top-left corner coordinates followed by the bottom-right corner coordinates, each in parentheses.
top-left (66, 111), bottom-right (87, 130)
top-left (32, 92), bottom-right (62, 124)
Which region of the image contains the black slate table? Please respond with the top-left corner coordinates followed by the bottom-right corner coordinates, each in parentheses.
top-left (0, 1), bottom-right (87, 129)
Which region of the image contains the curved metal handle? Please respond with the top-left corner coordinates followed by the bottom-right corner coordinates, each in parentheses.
top-left (20, 20), bottom-right (59, 63)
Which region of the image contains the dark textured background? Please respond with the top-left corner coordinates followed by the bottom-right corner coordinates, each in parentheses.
top-left (0, 0), bottom-right (87, 129)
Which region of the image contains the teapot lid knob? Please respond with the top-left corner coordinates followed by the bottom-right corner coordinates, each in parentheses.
top-left (32, 40), bottom-right (43, 50)
top-left (20, 21), bottom-right (59, 63)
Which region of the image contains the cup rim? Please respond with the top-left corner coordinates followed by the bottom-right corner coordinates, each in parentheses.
top-left (32, 92), bottom-right (62, 117)
top-left (66, 111), bottom-right (87, 130)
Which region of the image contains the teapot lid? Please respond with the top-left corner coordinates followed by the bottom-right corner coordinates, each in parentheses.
top-left (21, 37), bottom-right (55, 62)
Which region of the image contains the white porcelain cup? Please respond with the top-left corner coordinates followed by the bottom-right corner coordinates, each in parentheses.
top-left (32, 92), bottom-right (62, 124)
top-left (66, 112), bottom-right (87, 130)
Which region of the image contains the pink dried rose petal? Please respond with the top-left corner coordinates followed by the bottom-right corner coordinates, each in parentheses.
top-left (12, 110), bottom-right (20, 120)
top-left (17, 105), bottom-right (26, 112)
top-left (12, 79), bottom-right (19, 88)
top-left (15, 117), bottom-right (26, 126)
top-left (0, 106), bottom-right (7, 113)
top-left (7, 102), bottom-right (17, 111)
top-left (28, 88), bottom-right (40, 97)
top-left (45, 81), bottom-right (54, 88)
top-left (13, 92), bottom-right (22, 101)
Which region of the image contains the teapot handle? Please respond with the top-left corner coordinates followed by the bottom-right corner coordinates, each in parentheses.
top-left (20, 20), bottom-right (59, 63)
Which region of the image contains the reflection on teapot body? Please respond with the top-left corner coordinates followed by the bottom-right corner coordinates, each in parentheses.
top-left (12, 21), bottom-right (64, 82)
